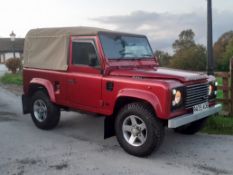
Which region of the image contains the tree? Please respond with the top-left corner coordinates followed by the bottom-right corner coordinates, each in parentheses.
top-left (172, 29), bottom-right (195, 52)
top-left (222, 39), bottom-right (233, 69)
top-left (170, 44), bottom-right (207, 71)
top-left (169, 29), bottom-right (207, 71)
top-left (214, 31), bottom-right (233, 71)
top-left (154, 50), bottom-right (171, 67)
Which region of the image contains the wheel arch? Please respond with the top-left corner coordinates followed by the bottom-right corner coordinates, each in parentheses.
top-left (28, 78), bottom-right (55, 102)
top-left (114, 89), bottom-right (162, 118)
top-left (104, 89), bottom-right (163, 139)
top-left (113, 96), bottom-right (156, 118)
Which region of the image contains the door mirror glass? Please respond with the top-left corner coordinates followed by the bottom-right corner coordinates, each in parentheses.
top-left (89, 54), bottom-right (98, 67)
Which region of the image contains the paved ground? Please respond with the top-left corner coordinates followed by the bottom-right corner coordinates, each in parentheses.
top-left (0, 86), bottom-right (233, 175)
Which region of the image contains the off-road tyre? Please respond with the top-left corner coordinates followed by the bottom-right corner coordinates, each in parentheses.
top-left (30, 91), bottom-right (60, 130)
top-left (115, 102), bottom-right (164, 157)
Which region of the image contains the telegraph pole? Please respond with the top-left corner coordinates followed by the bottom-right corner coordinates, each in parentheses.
top-left (207, 0), bottom-right (214, 75)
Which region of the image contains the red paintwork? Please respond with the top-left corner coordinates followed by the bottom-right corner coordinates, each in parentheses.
top-left (23, 34), bottom-right (215, 120)
top-left (30, 78), bottom-right (56, 102)
top-left (110, 67), bottom-right (208, 83)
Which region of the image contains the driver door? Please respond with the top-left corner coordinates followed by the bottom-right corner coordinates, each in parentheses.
top-left (67, 37), bottom-right (102, 111)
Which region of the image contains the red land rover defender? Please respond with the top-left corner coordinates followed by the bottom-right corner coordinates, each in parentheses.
top-left (22, 27), bottom-right (221, 157)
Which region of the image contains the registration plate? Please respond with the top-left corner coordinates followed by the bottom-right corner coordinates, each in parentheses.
top-left (193, 102), bottom-right (209, 114)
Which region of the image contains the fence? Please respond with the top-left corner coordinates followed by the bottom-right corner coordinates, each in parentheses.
top-left (215, 58), bottom-right (233, 116)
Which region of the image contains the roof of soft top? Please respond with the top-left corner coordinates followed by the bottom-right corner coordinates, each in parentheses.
top-left (23, 26), bottom-right (145, 71)
top-left (26, 26), bottom-right (112, 37)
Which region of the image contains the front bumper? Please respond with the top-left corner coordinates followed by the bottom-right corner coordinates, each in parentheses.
top-left (168, 104), bottom-right (222, 128)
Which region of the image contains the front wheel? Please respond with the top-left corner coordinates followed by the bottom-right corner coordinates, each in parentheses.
top-left (30, 91), bottom-right (60, 130)
top-left (115, 102), bottom-right (164, 157)
top-left (174, 118), bottom-right (207, 135)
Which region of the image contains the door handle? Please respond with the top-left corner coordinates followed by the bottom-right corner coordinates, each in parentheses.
top-left (67, 79), bottom-right (76, 84)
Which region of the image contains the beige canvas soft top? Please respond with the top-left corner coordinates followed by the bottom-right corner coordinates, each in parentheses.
top-left (23, 26), bottom-right (111, 71)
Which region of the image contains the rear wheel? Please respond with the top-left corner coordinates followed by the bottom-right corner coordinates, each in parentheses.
top-left (30, 91), bottom-right (60, 130)
top-left (115, 102), bottom-right (164, 157)
top-left (174, 118), bottom-right (207, 135)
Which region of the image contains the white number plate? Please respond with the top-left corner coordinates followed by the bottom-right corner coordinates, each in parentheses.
top-left (193, 102), bottom-right (209, 114)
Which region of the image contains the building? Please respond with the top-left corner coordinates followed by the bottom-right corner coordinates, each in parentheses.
top-left (0, 38), bottom-right (24, 64)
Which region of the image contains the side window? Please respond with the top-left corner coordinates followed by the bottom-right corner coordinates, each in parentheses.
top-left (72, 41), bottom-right (99, 67)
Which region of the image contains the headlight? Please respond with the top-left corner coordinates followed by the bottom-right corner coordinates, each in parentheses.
top-left (208, 81), bottom-right (217, 98)
top-left (208, 84), bottom-right (213, 96)
top-left (171, 87), bottom-right (184, 111)
top-left (172, 90), bottom-right (182, 106)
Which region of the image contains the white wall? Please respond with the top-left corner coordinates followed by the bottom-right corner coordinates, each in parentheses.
top-left (0, 64), bottom-right (8, 77)
top-left (4, 52), bottom-right (21, 59)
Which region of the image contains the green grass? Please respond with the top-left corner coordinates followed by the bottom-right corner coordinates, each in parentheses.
top-left (216, 77), bottom-right (223, 99)
top-left (205, 77), bottom-right (233, 135)
top-left (202, 116), bottom-right (233, 135)
top-left (216, 77), bottom-right (223, 86)
top-left (216, 76), bottom-right (232, 99)
top-left (0, 73), bottom-right (23, 85)
top-left (217, 91), bottom-right (223, 99)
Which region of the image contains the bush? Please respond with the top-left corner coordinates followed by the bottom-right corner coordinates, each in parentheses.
top-left (5, 58), bottom-right (21, 74)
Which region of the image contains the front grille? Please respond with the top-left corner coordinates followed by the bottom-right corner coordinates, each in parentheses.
top-left (185, 83), bottom-right (209, 108)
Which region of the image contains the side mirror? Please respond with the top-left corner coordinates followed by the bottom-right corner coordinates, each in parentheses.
top-left (89, 54), bottom-right (98, 67)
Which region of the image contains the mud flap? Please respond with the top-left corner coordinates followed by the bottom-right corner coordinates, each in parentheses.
top-left (104, 116), bottom-right (115, 139)
top-left (22, 95), bottom-right (30, 114)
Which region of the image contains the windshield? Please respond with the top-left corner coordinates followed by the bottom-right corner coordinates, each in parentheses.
top-left (99, 33), bottom-right (153, 60)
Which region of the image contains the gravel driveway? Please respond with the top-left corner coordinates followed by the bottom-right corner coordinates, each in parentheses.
top-left (0, 86), bottom-right (233, 175)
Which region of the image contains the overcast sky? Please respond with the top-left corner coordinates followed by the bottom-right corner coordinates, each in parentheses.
top-left (0, 0), bottom-right (232, 52)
